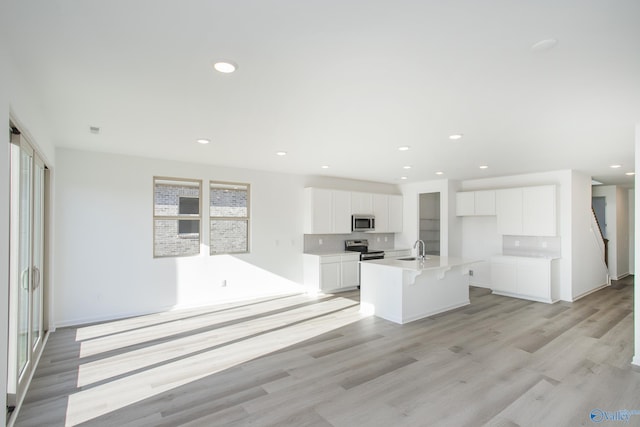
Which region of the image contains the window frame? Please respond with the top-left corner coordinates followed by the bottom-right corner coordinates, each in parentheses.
top-left (153, 176), bottom-right (203, 258)
top-left (209, 180), bottom-right (251, 255)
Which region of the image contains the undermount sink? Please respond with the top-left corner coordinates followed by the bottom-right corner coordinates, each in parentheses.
top-left (398, 257), bottom-right (429, 261)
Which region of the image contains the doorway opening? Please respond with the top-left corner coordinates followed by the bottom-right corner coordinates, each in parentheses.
top-left (419, 192), bottom-right (441, 256)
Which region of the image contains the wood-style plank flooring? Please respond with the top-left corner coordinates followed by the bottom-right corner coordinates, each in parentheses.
top-left (15, 278), bottom-right (640, 426)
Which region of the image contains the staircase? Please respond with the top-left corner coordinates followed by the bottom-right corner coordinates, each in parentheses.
top-left (591, 208), bottom-right (609, 267)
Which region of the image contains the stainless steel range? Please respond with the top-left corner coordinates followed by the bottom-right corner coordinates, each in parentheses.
top-left (345, 239), bottom-right (385, 261)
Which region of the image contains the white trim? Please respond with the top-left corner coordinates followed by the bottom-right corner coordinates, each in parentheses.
top-left (6, 332), bottom-right (50, 427)
top-left (632, 355), bottom-right (640, 367)
top-left (571, 282), bottom-right (610, 302)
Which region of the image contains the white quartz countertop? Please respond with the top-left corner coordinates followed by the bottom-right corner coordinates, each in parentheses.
top-left (361, 255), bottom-right (478, 272)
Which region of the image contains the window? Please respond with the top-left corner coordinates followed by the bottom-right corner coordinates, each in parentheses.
top-left (153, 177), bottom-right (202, 257)
top-left (210, 181), bottom-right (250, 254)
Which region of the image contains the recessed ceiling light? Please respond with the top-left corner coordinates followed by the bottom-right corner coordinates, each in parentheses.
top-left (89, 126), bottom-right (100, 134)
top-left (321, 165), bottom-right (330, 169)
top-left (398, 146), bottom-right (410, 151)
top-left (479, 165), bottom-right (489, 169)
top-left (276, 151), bottom-right (287, 156)
top-left (403, 165), bottom-right (412, 169)
top-left (196, 138), bottom-right (210, 145)
top-left (449, 134), bottom-right (463, 140)
top-left (400, 176), bottom-right (408, 180)
top-left (213, 61), bottom-right (238, 74)
top-left (610, 164), bottom-right (622, 169)
top-left (435, 171), bottom-right (444, 175)
top-left (626, 172), bottom-right (635, 176)
top-left (531, 38), bottom-right (558, 52)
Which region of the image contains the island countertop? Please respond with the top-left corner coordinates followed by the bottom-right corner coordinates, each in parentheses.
top-left (361, 255), bottom-right (478, 272)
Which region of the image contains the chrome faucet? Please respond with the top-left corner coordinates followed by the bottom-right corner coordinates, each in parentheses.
top-left (414, 239), bottom-right (426, 260)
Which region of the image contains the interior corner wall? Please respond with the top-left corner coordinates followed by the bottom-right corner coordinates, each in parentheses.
top-left (1, 22), bottom-right (11, 424)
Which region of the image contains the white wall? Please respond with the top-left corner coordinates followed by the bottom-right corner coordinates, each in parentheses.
top-left (54, 148), bottom-right (397, 326)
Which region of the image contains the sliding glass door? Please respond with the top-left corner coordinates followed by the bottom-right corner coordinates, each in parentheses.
top-left (7, 129), bottom-right (47, 408)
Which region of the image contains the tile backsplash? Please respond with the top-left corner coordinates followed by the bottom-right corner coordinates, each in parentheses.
top-left (304, 233), bottom-right (396, 253)
top-left (502, 235), bottom-right (561, 258)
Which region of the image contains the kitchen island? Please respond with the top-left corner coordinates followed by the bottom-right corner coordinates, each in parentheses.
top-left (359, 256), bottom-right (477, 324)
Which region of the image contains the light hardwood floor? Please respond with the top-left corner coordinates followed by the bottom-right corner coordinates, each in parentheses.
top-left (15, 278), bottom-right (639, 427)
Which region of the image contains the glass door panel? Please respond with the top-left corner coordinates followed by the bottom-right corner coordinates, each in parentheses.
top-left (8, 129), bottom-right (46, 411)
top-left (17, 143), bottom-right (33, 379)
top-left (32, 156), bottom-right (45, 350)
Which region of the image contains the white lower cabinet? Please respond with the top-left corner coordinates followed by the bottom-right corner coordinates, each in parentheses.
top-left (491, 256), bottom-right (559, 303)
top-left (304, 253), bottom-right (360, 293)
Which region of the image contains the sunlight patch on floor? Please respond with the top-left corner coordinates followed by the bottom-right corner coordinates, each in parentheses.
top-left (75, 293), bottom-right (305, 342)
top-left (76, 297), bottom-right (358, 387)
top-left (65, 296), bottom-right (366, 426)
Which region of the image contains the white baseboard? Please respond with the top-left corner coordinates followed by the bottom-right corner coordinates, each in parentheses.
top-left (632, 355), bottom-right (640, 367)
top-left (571, 283), bottom-right (610, 302)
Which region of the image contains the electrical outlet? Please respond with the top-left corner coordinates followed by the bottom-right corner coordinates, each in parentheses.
top-left (221, 280), bottom-right (227, 287)
top-left (377, 237), bottom-right (381, 242)
top-left (515, 240), bottom-right (520, 247)
top-left (319, 238), bottom-right (323, 245)
top-left (542, 241), bottom-right (548, 248)
top-left (384, 236), bottom-right (388, 242)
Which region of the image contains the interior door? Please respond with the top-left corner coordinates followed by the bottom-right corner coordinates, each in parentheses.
top-left (7, 129), bottom-right (47, 409)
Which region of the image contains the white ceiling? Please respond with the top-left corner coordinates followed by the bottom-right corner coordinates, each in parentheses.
top-left (7, 0), bottom-right (640, 186)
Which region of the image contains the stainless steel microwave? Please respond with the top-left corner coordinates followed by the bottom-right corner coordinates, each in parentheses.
top-left (352, 215), bottom-right (375, 232)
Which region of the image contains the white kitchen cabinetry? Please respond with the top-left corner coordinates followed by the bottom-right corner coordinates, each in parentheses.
top-left (384, 249), bottom-right (412, 259)
top-left (351, 192), bottom-right (374, 214)
top-left (491, 255), bottom-right (559, 303)
top-left (372, 194), bottom-right (404, 233)
top-left (456, 191), bottom-right (495, 216)
top-left (304, 188), bottom-right (351, 234)
top-left (388, 195), bottom-right (403, 232)
top-left (303, 253), bottom-right (360, 293)
top-left (496, 185), bottom-right (556, 236)
top-left (372, 194), bottom-right (390, 232)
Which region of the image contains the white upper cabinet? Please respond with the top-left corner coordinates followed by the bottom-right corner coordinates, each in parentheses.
top-left (456, 190), bottom-right (495, 216)
top-left (372, 194), bottom-right (390, 232)
top-left (351, 192), bottom-right (374, 214)
top-left (522, 186), bottom-right (556, 236)
top-left (304, 188), bottom-right (351, 234)
top-left (496, 185), bottom-right (556, 236)
top-left (475, 190), bottom-right (496, 215)
top-left (496, 188), bottom-right (523, 234)
top-left (304, 188), bottom-right (403, 234)
top-left (456, 192), bottom-right (475, 216)
top-left (388, 195), bottom-right (403, 232)
top-left (371, 194), bottom-right (404, 233)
